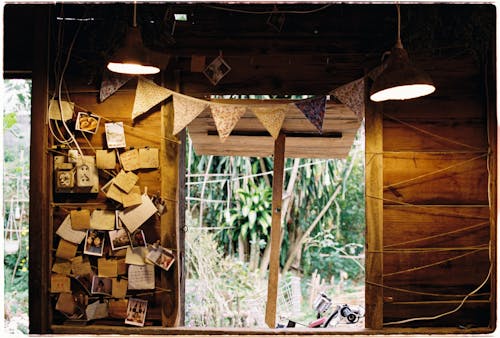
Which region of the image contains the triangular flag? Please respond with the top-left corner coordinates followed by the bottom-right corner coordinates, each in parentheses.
top-left (251, 106), bottom-right (286, 139)
top-left (131, 77), bottom-right (173, 120)
top-left (172, 94), bottom-right (209, 135)
top-left (294, 96), bottom-right (326, 133)
top-left (331, 78), bottom-right (365, 120)
top-left (210, 104), bottom-right (247, 142)
top-left (99, 70), bottom-right (132, 102)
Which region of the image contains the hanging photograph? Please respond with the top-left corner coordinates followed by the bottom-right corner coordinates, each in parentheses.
top-left (84, 230), bottom-right (106, 256)
top-left (146, 245), bottom-right (175, 271)
top-left (109, 228), bottom-right (131, 251)
top-left (75, 112), bottom-right (100, 134)
top-left (125, 298), bottom-right (148, 327)
top-left (91, 275), bottom-right (113, 296)
top-left (203, 56), bottom-right (231, 85)
top-left (129, 229), bottom-right (146, 248)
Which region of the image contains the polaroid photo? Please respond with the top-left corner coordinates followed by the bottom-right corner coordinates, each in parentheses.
top-left (84, 230), bottom-right (106, 257)
top-left (91, 275), bottom-right (113, 296)
top-left (203, 56), bottom-right (231, 85)
top-left (105, 122), bottom-right (126, 149)
top-left (125, 298), bottom-right (148, 327)
top-left (109, 228), bottom-right (131, 251)
top-left (75, 112), bottom-right (100, 134)
top-left (129, 229), bottom-right (146, 248)
top-left (146, 245), bottom-right (175, 271)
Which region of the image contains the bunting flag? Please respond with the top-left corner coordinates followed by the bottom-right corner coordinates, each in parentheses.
top-left (294, 96), bottom-right (326, 133)
top-left (99, 70), bottom-right (132, 102)
top-left (251, 106), bottom-right (286, 139)
top-left (210, 104), bottom-right (247, 142)
top-left (331, 78), bottom-right (365, 120)
top-left (172, 95), bottom-right (209, 135)
top-left (132, 77), bottom-right (173, 120)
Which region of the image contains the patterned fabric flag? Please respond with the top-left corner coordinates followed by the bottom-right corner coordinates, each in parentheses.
top-left (99, 70), bottom-right (132, 102)
top-left (294, 96), bottom-right (327, 133)
top-left (331, 77), bottom-right (365, 120)
top-left (131, 77), bottom-right (173, 120)
top-left (172, 95), bottom-right (209, 135)
top-left (210, 104), bottom-right (247, 142)
top-left (251, 106), bottom-right (286, 139)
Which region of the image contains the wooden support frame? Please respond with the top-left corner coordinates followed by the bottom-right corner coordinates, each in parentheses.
top-left (265, 132), bottom-right (286, 328)
top-left (365, 93), bottom-right (384, 329)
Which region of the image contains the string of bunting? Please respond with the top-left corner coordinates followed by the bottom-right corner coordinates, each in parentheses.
top-left (122, 76), bottom-right (367, 142)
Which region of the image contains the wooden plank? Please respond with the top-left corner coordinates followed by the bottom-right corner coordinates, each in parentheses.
top-left (29, 5), bottom-right (50, 334)
top-left (265, 132), bottom-right (286, 328)
top-left (365, 92), bottom-right (384, 329)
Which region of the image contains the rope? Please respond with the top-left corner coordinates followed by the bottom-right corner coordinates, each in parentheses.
top-left (365, 280), bottom-right (489, 298)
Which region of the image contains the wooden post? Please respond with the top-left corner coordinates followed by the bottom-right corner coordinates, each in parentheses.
top-left (265, 132), bottom-right (286, 328)
top-left (29, 5), bottom-right (50, 334)
top-left (365, 92), bottom-right (384, 329)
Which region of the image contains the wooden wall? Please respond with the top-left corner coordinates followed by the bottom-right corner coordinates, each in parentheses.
top-left (365, 52), bottom-right (496, 331)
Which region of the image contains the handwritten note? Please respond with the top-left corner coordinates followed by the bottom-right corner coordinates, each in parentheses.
top-left (56, 215), bottom-right (86, 244)
top-left (96, 149), bottom-right (116, 169)
top-left (118, 194), bottom-right (157, 233)
top-left (117, 258), bottom-right (127, 275)
top-left (48, 99), bottom-right (74, 121)
top-left (105, 122), bottom-right (126, 148)
top-left (55, 293), bottom-right (76, 315)
top-left (90, 209), bottom-right (116, 230)
top-left (109, 299), bottom-right (128, 319)
top-left (56, 239), bottom-right (78, 260)
top-left (119, 149), bottom-right (140, 172)
top-left (139, 148), bottom-right (159, 169)
top-left (70, 209), bottom-right (91, 230)
top-left (114, 170), bottom-right (139, 193)
top-left (105, 182), bottom-right (124, 204)
top-left (127, 264), bottom-right (155, 290)
top-left (51, 274), bottom-right (71, 293)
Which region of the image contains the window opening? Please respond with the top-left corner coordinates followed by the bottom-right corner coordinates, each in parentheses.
top-left (184, 96), bottom-right (365, 329)
top-left (3, 79), bottom-right (32, 334)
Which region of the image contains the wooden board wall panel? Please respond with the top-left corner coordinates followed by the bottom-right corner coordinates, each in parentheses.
top-left (383, 302), bottom-right (491, 327)
top-left (383, 153), bottom-right (488, 205)
top-left (383, 119), bottom-right (488, 152)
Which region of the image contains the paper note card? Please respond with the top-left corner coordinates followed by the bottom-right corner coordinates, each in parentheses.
top-left (49, 99), bottom-right (74, 121)
top-left (139, 148), bottom-right (159, 169)
top-left (90, 209), bottom-right (116, 230)
top-left (56, 239), bottom-right (78, 260)
top-left (112, 278), bottom-right (128, 299)
top-left (109, 299), bottom-right (128, 319)
top-left (55, 293), bottom-right (77, 315)
top-left (51, 274), bottom-right (71, 293)
top-left (119, 149), bottom-right (140, 172)
top-left (117, 258), bottom-right (127, 275)
top-left (52, 259), bottom-right (72, 275)
top-left (105, 122), bottom-right (126, 148)
top-left (70, 209), bottom-right (91, 230)
top-left (86, 300), bottom-right (109, 321)
top-left (127, 264), bottom-right (155, 290)
top-left (71, 256), bottom-right (93, 276)
top-left (106, 183), bottom-right (124, 204)
top-left (125, 247), bottom-right (147, 266)
top-left (114, 170), bottom-right (139, 193)
top-left (122, 186), bottom-right (142, 208)
top-left (96, 149), bottom-right (116, 170)
top-left (56, 215), bottom-right (87, 244)
top-left (98, 258), bottom-right (118, 277)
top-left (119, 194), bottom-right (157, 233)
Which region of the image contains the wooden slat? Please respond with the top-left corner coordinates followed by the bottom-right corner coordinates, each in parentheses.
top-left (29, 6), bottom-right (50, 334)
top-left (365, 91), bottom-right (384, 329)
top-left (265, 133), bottom-right (285, 328)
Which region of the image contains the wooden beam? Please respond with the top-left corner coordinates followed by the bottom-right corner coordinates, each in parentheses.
top-left (365, 87), bottom-right (384, 329)
top-left (265, 132), bottom-right (286, 328)
top-left (29, 5), bottom-right (50, 334)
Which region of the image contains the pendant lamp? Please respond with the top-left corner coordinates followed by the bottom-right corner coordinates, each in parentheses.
top-left (107, 3), bottom-right (160, 75)
top-left (370, 5), bottom-right (435, 102)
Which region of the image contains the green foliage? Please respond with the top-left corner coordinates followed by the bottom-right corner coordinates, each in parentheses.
top-left (3, 112), bottom-right (17, 129)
